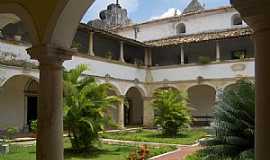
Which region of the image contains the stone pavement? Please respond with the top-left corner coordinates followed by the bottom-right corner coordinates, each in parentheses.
top-left (150, 146), bottom-right (202, 160)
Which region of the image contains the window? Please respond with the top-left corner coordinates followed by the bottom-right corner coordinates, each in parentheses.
top-left (176, 23), bottom-right (186, 34)
top-left (232, 14), bottom-right (243, 26)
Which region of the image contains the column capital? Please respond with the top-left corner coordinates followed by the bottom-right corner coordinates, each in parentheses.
top-left (27, 44), bottom-right (73, 66)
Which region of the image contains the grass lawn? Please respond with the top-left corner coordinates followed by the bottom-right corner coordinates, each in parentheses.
top-left (101, 129), bottom-right (208, 145)
top-left (0, 139), bottom-right (176, 160)
top-left (185, 153), bottom-right (201, 160)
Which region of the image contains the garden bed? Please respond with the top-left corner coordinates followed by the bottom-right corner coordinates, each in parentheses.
top-left (0, 139), bottom-right (176, 160)
top-left (101, 129), bottom-right (208, 145)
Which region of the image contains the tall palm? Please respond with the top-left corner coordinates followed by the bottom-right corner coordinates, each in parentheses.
top-left (202, 80), bottom-right (255, 160)
top-left (63, 64), bottom-right (119, 152)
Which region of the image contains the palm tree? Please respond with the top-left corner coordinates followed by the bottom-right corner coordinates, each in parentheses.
top-left (202, 80), bottom-right (255, 160)
top-left (63, 64), bottom-right (119, 152)
top-left (152, 88), bottom-right (191, 136)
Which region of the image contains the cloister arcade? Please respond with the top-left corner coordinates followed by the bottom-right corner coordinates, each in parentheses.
top-left (0, 0), bottom-right (269, 159)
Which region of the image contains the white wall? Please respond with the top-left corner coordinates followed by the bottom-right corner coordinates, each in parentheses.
top-left (116, 9), bottom-right (248, 42)
top-left (64, 56), bottom-right (146, 82)
top-left (151, 61), bottom-right (255, 82)
top-left (0, 76), bottom-right (29, 129)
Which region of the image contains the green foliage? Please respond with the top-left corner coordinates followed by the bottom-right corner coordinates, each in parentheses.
top-left (63, 64), bottom-right (120, 152)
top-left (0, 127), bottom-right (17, 144)
top-left (198, 56), bottom-right (211, 65)
top-left (30, 120), bottom-right (37, 133)
top-left (202, 80), bottom-right (255, 160)
top-left (152, 89), bottom-right (191, 137)
top-left (101, 129), bottom-right (207, 145)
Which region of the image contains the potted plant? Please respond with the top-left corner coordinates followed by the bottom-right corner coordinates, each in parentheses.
top-left (0, 127), bottom-right (17, 155)
top-left (30, 120), bottom-right (38, 138)
top-left (105, 51), bottom-right (113, 60)
top-left (198, 56), bottom-right (211, 65)
top-left (134, 58), bottom-right (144, 67)
top-left (71, 41), bottom-right (81, 52)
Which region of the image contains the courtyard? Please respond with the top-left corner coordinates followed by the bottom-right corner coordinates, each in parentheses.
top-left (0, 0), bottom-right (269, 160)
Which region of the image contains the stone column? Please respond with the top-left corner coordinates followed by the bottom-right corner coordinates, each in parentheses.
top-left (143, 97), bottom-right (154, 128)
top-left (120, 41), bottom-right (125, 63)
top-left (216, 41), bottom-right (221, 62)
top-left (118, 96), bottom-right (125, 129)
top-left (148, 48), bottom-right (152, 66)
top-left (27, 45), bottom-right (72, 160)
top-left (255, 29), bottom-right (270, 160)
top-left (180, 46), bottom-right (185, 65)
top-left (89, 31), bottom-right (94, 56)
top-left (144, 48), bottom-right (150, 66)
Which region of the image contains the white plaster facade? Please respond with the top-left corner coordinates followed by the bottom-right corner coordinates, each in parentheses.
top-left (115, 7), bottom-right (248, 42)
top-left (0, 39), bottom-right (254, 130)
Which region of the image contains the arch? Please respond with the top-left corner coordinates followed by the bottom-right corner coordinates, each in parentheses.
top-left (105, 83), bottom-right (121, 128)
top-left (176, 23), bottom-right (186, 34)
top-left (1, 73), bottom-right (39, 87)
top-left (231, 14), bottom-right (243, 26)
top-left (0, 3), bottom-right (39, 45)
top-left (185, 82), bottom-right (216, 92)
top-left (104, 83), bottom-right (122, 96)
top-left (187, 84), bottom-right (216, 125)
top-left (0, 74), bottom-right (39, 130)
top-left (47, 0), bottom-right (95, 48)
top-left (24, 79), bottom-right (39, 95)
top-left (124, 87), bottom-right (144, 126)
top-left (124, 85), bottom-right (146, 98)
top-left (223, 82), bottom-right (238, 92)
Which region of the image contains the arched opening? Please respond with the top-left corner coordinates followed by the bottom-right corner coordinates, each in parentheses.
top-left (176, 23), bottom-right (186, 34)
top-left (0, 75), bottom-right (39, 131)
top-left (24, 79), bottom-right (39, 131)
top-left (223, 83), bottom-right (238, 93)
top-left (188, 85), bottom-right (216, 126)
top-left (105, 87), bottom-right (121, 129)
top-left (232, 14), bottom-right (243, 26)
top-left (125, 87), bottom-right (144, 127)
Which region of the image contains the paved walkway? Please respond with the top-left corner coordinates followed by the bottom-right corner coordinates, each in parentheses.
top-left (101, 138), bottom-right (190, 147)
top-left (150, 146), bottom-right (202, 160)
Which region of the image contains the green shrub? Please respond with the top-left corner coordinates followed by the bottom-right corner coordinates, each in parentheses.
top-left (202, 80), bottom-right (255, 160)
top-left (152, 89), bottom-right (191, 137)
top-left (0, 127), bottom-right (17, 144)
top-left (30, 120), bottom-right (37, 133)
top-left (63, 64), bottom-right (120, 152)
top-left (198, 56), bottom-right (211, 65)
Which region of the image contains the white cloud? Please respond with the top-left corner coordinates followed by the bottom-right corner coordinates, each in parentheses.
top-left (150, 8), bottom-right (181, 20)
top-left (81, 0), bottom-right (139, 23)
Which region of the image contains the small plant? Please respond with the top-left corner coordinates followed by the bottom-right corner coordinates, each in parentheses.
top-left (105, 51), bottom-right (113, 60)
top-left (0, 127), bottom-right (17, 144)
top-left (30, 120), bottom-right (37, 133)
top-left (71, 41), bottom-right (81, 51)
top-left (198, 56), bottom-right (211, 65)
top-left (152, 89), bottom-right (191, 137)
top-left (127, 145), bottom-right (150, 160)
top-left (0, 127), bottom-right (17, 154)
top-left (134, 58), bottom-right (144, 66)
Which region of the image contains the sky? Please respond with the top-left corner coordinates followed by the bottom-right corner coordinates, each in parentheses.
top-left (81, 0), bottom-right (230, 23)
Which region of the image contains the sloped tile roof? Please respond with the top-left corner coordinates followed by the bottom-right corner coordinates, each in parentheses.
top-left (145, 27), bottom-right (253, 47)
